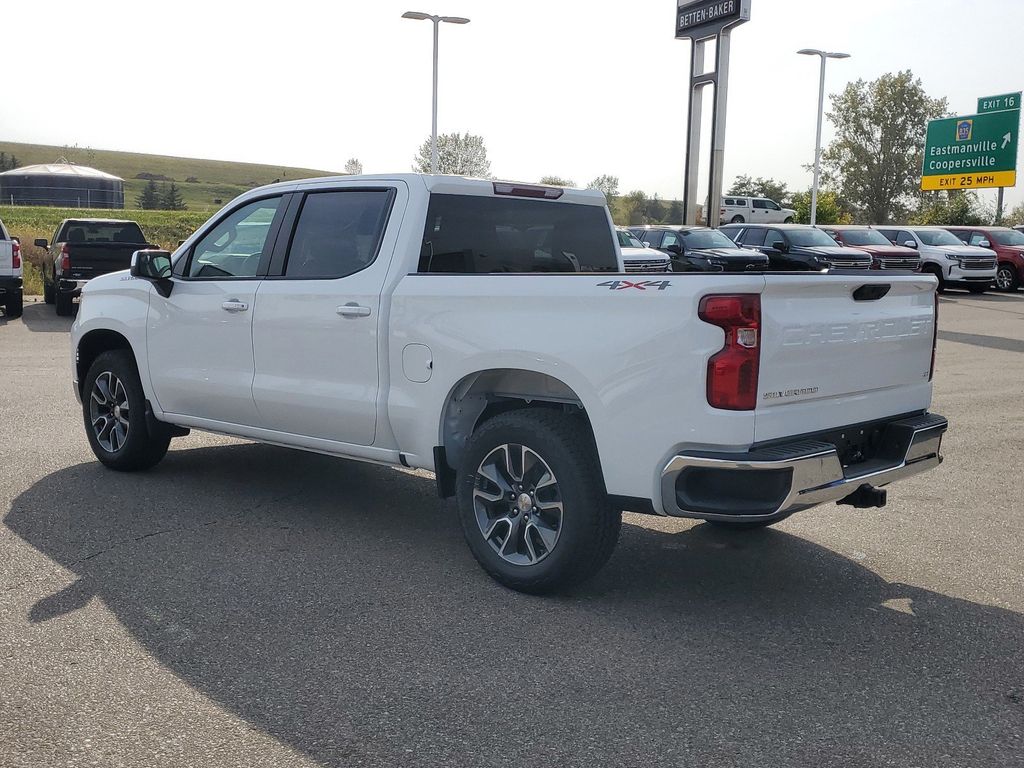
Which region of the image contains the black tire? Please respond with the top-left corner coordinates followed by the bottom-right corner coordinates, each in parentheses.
top-left (43, 276), bottom-right (55, 304)
top-left (4, 290), bottom-right (23, 319)
top-left (55, 290), bottom-right (74, 316)
top-left (455, 409), bottom-right (621, 594)
top-left (783, 217), bottom-right (794, 223)
top-left (924, 264), bottom-right (945, 293)
top-left (995, 264), bottom-right (1019, 292)
top-left (82, 350), bottom-right (171, 472)
top-left (967, 284), bottom-right (988, 295)
top-left (730, 215), bottom-right (744, 224)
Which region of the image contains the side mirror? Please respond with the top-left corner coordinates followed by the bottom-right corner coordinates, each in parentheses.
top-left (978, 239), bottom-right (990, 248)
top-left (130, 249), bottom-right (174, 297)
top-left (34, 238), bottom-right (48, 249)
top-left (665, 243), bottom-right (683, 255)
top-left (902, 240), bottom-right (917, 249)
top-left (770, 240), bottom-right (788, 252)
top-left (10, 237), bottom-right (18, 245)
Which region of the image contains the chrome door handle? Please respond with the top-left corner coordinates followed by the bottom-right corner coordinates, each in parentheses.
top-left (336, 303), bottom-right (371, 318)
top-left (221, 300), bottom-right (249, 312)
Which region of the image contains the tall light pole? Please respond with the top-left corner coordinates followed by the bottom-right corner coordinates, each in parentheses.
top-left (402, 11), bottom-right (470, 174)
top-left (797, 49), bottom-right (850, 225)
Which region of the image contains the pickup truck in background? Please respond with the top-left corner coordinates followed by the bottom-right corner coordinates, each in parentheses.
top-left (36, 219), bottom-right (153, 316)
top-left (0, 218), bottom-right (23, 318)
top-left (70, 175), bottom-right (947, 593)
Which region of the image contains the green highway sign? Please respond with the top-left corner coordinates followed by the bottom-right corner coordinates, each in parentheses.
top-left (922, 107), bottom-right (1019, 190)
top-left (977, 91), bottom-right (1020, 114)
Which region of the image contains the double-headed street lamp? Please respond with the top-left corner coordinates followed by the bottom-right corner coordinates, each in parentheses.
top-left (402, 11), bottom-right (470, 174)
top-left (798, 48), bottom-right (850, 225)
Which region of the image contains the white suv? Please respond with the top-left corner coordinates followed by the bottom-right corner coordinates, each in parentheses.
top-left (875, 226), bottom-right (996, 294)
top-left (720, 196), bottom-right (796, 225)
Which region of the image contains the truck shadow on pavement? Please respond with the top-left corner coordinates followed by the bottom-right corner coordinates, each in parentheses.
top-left (18, 301), bottom-right (75, 333)
top-left (7, 443), bottom-right (1024, 767)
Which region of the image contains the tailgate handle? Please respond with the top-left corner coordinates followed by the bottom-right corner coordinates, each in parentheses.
top-left (853, 284), bottom-right (891, 301)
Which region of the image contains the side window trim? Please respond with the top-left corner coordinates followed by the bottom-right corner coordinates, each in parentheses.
top-left (178, 193), bottom-right (289, 281)
top-left (266, 186), bottom-right (397, 280)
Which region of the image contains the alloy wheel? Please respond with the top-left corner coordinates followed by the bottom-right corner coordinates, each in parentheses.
top-left (995, 266), bottom-right (1014, 291)
top-left (89, 371), bottom-right (130, 452)
top-left (472, 443), bottom-right (563, 566)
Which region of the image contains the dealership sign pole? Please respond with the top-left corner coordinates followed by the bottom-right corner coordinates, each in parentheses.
top-left (676, 0), bottom-right (750, 226)
top-left (921, 91), bottom-right (1019, 208)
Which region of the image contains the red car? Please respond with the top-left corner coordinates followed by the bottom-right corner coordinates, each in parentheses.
top-left (945, 226), bottom-right (1024, 292)
top-left (819, 225), bottom-right (921, 270)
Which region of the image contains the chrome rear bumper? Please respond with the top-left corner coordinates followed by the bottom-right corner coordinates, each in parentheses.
top-left (661, 413), bottom-right (947, 522)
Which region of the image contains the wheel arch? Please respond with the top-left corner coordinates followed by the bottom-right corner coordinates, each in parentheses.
top-left (76, 329), bottom-right (138, 398)
top-left (436, 368), bottom-right (599, 494)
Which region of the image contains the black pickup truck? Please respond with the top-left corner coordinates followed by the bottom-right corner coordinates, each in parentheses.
top-left (36, 219), bottom-right (153, 315)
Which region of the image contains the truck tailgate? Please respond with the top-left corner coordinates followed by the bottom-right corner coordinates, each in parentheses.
top-left (754, 273), bottom-right (936, 443)
top-left (66, 243), bottom-right (144, 281)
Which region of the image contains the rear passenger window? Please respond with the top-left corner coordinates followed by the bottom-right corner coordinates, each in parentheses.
top-left (284, 190), bottom-right (392, 279)
top-left (752, 199), bottom-right (769, 209)
top-left (739, 228), bottom-right (766, 246)
top-left (419, 194), bottom-right (617, 273)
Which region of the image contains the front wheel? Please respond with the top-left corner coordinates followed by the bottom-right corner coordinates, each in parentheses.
top-left (456, 409), bottom-right (621, 594)
top-left (4, 290), bottom-right (23, 318)
top-left (995, 265), bottom-right (1019, 292)
top-left (43, 275), bottom-right (55, 304)
top-left (83, 350), bottom-right (171, 471)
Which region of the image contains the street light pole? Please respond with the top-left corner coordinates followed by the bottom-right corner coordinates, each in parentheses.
top-left (797, 49), bottom-right (850, 225)
top-left (403, 11), bottom-right (470, 174)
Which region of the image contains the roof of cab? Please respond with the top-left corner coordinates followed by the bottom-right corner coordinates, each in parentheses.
top-left (242, 173), bottom-right (608, 206)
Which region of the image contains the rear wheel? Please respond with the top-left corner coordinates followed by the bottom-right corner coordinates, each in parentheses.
top-left (83, 350), bottom-right (171, 471)
top-left (783, 217), bottom-right (794, 223)
top-left (995, 264), bottom-right (1019, 292)
top-left (730, 215), bottom-right (745, 224)
top-left (55, 290), bottom-right (74, 316)
top-left (4, 290), bottom-right (22, 319)
top-left (456, 409), bottom-right (621, 594)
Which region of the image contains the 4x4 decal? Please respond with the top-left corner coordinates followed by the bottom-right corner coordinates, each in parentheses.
top-left (597, 280), bottom-right (672, 291)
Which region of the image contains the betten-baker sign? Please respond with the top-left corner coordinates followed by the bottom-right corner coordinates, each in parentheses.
top-left (676, 0), bottom-right (750, 39)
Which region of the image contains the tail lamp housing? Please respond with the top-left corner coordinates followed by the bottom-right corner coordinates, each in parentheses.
top-left (699, 294), bottom-right (761, 410)
top-left (61, 243), bottom-right (71, 271)
top-left (11, 240), bottom-right (20, 269)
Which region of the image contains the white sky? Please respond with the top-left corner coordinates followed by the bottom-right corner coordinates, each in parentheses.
top-left (4, 0), bottom-right (1023, 211)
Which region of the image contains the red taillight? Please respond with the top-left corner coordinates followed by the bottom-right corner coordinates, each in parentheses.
top-left (11, 240), bottom-right (20, 269)
top-left (929, 290), bottom-right (938, 381)
top-left (699, 294), bottom-right (761, 410)
top-left (61, 243), bottom-right (71, 271)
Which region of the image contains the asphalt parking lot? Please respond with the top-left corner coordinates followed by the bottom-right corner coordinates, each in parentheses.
top-left (1, 293), bottom-right (1022, 768)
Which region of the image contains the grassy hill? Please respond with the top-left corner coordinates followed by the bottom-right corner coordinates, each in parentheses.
top-left (0, 141), bottom-right (338, 212)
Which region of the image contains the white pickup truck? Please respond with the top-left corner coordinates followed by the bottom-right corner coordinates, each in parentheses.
top-left (70, 175), bottom-right (947, 593)
top-left (0, 218), bottom-right (23, 318)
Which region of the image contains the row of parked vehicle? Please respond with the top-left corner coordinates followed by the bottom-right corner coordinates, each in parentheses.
top-left (620, 220), bottom-right (1024, 294)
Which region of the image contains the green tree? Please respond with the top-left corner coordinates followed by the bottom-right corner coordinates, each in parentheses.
top-left (910, 191), bottom-right (990, 226)
top-left (539, 175), bottom-right (575, 187)
top-left (666, 200), bottom-right (684, 223)
top-left (790, 189), bottom-right (852, 225)
top-left (822, 70), bottom-right (947, 224)
top-left (1006, 201), bottom-right (1024, 227)
top-left (616, 190), bottom-right (648, 225)
top-left (412, 132), bottom-right (491, 177)
top-left (587, 174), bottom-right (619, 200)
top-left (727, 175), bottom-right (789, 203)
top-left (162, 182), bottom-right (187, 211)
top-left (135, 180), bottom-right (161, 210)
top-left (644, 194), bottom-right (666, 223)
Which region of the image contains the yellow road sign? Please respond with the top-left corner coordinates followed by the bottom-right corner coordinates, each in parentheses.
top-left (920, 170), bottom-right (1016, 191)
